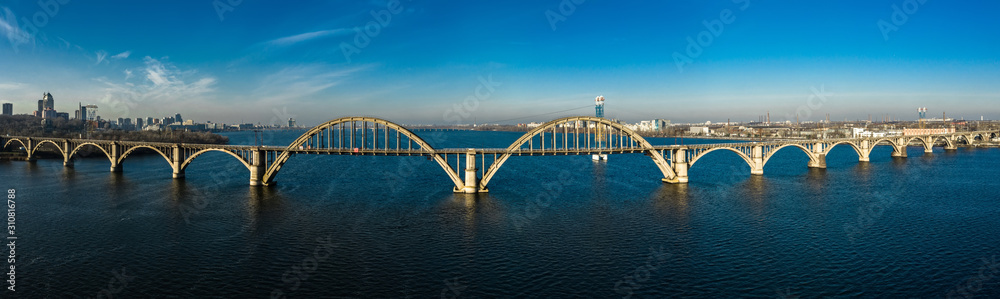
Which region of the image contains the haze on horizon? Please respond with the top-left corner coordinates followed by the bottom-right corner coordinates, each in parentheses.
top-left (0, 0), bottom-right (998, 126)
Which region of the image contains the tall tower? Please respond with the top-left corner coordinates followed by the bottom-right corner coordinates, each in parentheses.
top-left (595, 95), bottom-right (605, 118)
top-left (593, 96), bottom-right (608, 161)
top-left (42, 92), bottom-right (54, 110)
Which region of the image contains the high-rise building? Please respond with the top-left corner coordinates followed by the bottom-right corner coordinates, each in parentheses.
top-left (175, 113), bottom-right (183, 124)
top-left (42, 92), bottom-right (54, 110)
top-left (135, 118), bottom-right (144, 130)
top-left (37, 100), bottom-right (43, 117)
top-left (56, 112), bottom-right (69, 120)
top-left (2, 103), bottom-right (12, 115)
top-left (146, 117), bottom-right (154, 126)
top-left (78, 102), bottom-right (87, 120)
top-left (288, 118), bottom-right (296, 127)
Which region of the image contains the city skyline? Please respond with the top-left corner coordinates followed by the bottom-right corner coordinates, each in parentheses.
top-left (1, 1), bottom-right (999, 125)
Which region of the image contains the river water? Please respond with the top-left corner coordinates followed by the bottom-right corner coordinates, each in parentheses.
top-left (3, 130), bottom-right (999, 298)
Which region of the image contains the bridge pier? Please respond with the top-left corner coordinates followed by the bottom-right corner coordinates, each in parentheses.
top-left (249, 149), bottom-right (265, 186)
top-left (859, 140), bottom-right (871, 162)
top-left (24, 138), bottom-right (36, 162)
top-left (891, 147), bottom-right (908, 158)
top-left (808, 142), bottom-right (826, 169)
top-left (109, 143), bottom-right (122, 172)
top-left (809, 154), bottom-right (827, 169)
top-left (171, 146), bottom-right (185, 179)
top-left (62, 140), bottom-right (74, 168)
top-left (459, 149), bottom-right (481, 193)
top-left (664, 149), bottom-right (689, 184)
top-left (750, 146), bottom-right (764, 175)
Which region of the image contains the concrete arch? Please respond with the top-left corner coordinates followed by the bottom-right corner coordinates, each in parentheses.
top-left (761, 144), bottom-right (816, 168)
top-left (31, 140), bottom-right (66, 160)
top-left (117, 145), bottom-right (173, 167)
top-left (825, 141), bottom-right (865, 158)
top-left (687, 147), bottom-right (754, 170)
top-left (871, 138), bottom-right (900, 148)
top-left (69, 143), bottom-right (113, 162)
top-left (180, 149), bottom-right (251, 172)
top-left (480, 116), bottom-right (675, 189)
top-left (2, 138), bottom-right (28, 152)
top-left (931, 136), bottom-right (955, 149)
top-left (261, 116), bottom-right (462, 188)
top-left (955, 135), bottom-right (972, 145)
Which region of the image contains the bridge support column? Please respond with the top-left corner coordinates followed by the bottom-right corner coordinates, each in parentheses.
top-left (459, 149), bottom-right (480, 193)
top-left (171, 146), bottom-right (185, 179)
top-left (750, 146), bottom-right (764, 176)
top-left (249, 149), bottom-right (265, 186)
top-left (808, 143), bottom-right (826, 169)
top-left (891, 146), bottom-right (907, 158)
top-left (891, 138), bottom-right (908, 158)
top-left (25, 138), bottom-right (36, 162)
top-left (924, 143), bottom-right (934, 154)
top-left (62, 140), bottom-right (73, 168)
top-left (859, 140), bottom-right (871, 162)
top-left (109, 143), bottom-right (122, 173)
top-left (667, 149), bottom-right (689, 184)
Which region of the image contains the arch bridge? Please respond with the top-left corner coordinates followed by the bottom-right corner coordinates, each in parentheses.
top-left (2, 116), bottom-right (996, 193)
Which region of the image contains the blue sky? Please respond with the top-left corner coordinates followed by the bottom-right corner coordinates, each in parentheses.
top-left (0, 0), bottom-right (998, 125)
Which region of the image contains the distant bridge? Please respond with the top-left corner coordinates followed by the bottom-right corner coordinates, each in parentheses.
top-left (2, 116), bottom-right (997, 193)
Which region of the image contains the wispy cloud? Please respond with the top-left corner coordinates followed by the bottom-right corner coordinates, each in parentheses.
top-left (0, 82), bottom-right (28, 90)
top-left (95, 56), bottom-right (217, 118)
top-left (0, 7), bottom-right (32, 50)
top-left (112, 51), bottom-right (131, 59)
top-left (251, 64), bottom-right (371, 104)
top-left (264, 29), bottom-right (350, 47)
top-left (95, 50), bottom-right (108, 64)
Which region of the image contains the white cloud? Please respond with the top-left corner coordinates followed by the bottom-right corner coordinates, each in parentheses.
top-left (95, 56), bottom-right (217, 119)
top-left (0, 7), bottom-right (32, 50)
top-left (111, 51), bottom-right (131, 59)
top-left (0, 82), bottom-right (27, 90)
top-left (95, 50), bottom-right (108, 64)
top-left (263, 29), bottom-right (350, 47)
top-left (251, 64), bottom-right (370, 104)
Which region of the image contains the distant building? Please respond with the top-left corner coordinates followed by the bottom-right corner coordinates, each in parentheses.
top-left (42, 92), bottom-right (54, 110)
top-left (2, 103), bottom-right (11, 115)
top-left (175, 113), bottom-right (183, 124)
top-left (288, 118), bottom-right (296, 127)
top-left (146, 117), bottom-right (154, 126)
top-left (903, 128), bottom-right (955, 136)
top-left (42, 109), bottom-right (57, 119)
top-left (36, 100), bottom-right (43, 117)
top-left (689, 126), bottom-right (710, 135)
top-left (135, 118), bottom-right (144, 130)
top-left (56, 112), bottom-right (69, 120)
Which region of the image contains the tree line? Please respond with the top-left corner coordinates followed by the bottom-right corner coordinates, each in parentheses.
top-left (0, 115), bottom-right (229, 144)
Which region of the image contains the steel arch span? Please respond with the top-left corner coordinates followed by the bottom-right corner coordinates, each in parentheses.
top-left (260, 116), bottom-right (464, 189)
top-left (479, 116), bottom-right (676, 190)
